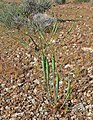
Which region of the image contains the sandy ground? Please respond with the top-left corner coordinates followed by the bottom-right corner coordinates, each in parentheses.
top-left (0, 1), bottom-right (93, 120)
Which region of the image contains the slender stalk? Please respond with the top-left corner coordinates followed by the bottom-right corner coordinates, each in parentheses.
top-left (60, 80), bottom-right (70, 108)
top-left (13, 36), bottom-right (41, 59)
top-left (49, 18), bottom-right (58, 40)
top-left (38, 29), bottom-right (51, 50)
top-left (55, 72), bottom-right (59, 103)
top-left (14, 37), bottom-right (30, 47)
top-left (52, 53), bottom-right (58, 104)
top-left (42, 54), bottom-right (47, 84)
top-left (38, 30), bottom-right (45, 41)
top-left (25, 33), bottom-right (40, 50)
top-left (67, 26), bottom-right (73, 34)
top-left (46, 58), bottom-right (52, 104)
top-left (52, 18), bottom-right (58, 35)
top-left (52, 53), bottom-right (55, 89)
top-left (46, 58), bottom-right (50, 89)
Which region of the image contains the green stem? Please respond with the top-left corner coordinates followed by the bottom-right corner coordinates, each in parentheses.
top-left (46, 58), bottom-right (52, 104)
top-left (60, 80), bottom-right (70, 108)
top-left (55, 72), bottom-right (59, 103)
top-left (42, 54), bottom-right (47, 84)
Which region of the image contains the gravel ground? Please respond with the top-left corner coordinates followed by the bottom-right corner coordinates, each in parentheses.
top-left (0, 2), bottom-right (93, 120)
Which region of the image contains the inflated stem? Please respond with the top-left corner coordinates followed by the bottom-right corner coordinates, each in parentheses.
top-left (52, 54), bottom-right (55, 87)
top-left (60, 80), bottom-right (70, 108)
top-left (46, 58), bottom-right (50, 87)
top-left (42, 55), bottom-right (47, 83)
top-left (46, 58), bottom-right (52, 104)
top-left (55, 72), bottom-right (59, 102)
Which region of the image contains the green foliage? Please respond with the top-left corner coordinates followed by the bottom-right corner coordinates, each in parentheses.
top-left (0, 2), bottom-right (17, 27)
top-left (0, 0), bottom-right (52, 29)
top-left (42, 54), bottom-right (70, 108)
top-left (0, 0), bottom-right (5, 9)
top-left (55, 0), bottom-right (66, 4)
top-left (52, 54), bottom-right (55, 88)
top-left (36, 0), bottom-right (52, 13)
top-left (20, 0), bottom-right (52, 16)
top-left (90, 0), bottom-right (93, 2)
top-left (75, 0), bottom-right (90, 2)
top-left (12, 9), bottom-right (71, 109)
top-left (42, 54), bottom-right (60, 106)
top-left (15, 18), bottom-right (58, 53)
top-left (0, 1), bottom-right (27, 28)
top-left (55, 72), bottom-right (59, 102)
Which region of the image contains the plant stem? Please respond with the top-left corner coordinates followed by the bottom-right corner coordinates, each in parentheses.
top-left (42, 54), bottom-right (47, 84)
top-left (55, 72), bottom-right (59, 103)
top-left (60, 80), bottom-right (70, 109)
top-left (46, 58), bottom-right (52, 104)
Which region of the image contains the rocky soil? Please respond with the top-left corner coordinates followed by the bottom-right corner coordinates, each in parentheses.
top-left (0, 2), bottom-right (93, 120)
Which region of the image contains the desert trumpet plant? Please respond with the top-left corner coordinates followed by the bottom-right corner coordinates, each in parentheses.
top-left (42, 54), bottom-right (59, 106)
top-left (42, 54), bottom-right (70, 108)
top-left (13, 16), bottom-right (70, 108)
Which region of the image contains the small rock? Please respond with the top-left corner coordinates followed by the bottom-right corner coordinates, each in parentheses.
top-left (9, 118), bottom-right (16, 120)
top-left (34, 79), bottom-right (40, 84)
top-left (28, 96), bottom-right (32, 99)
top-left (33, 88), bottom-right (37, 94)
top-left (31, 99), bottom-right (36, 105)
top-left (19, 74), bottom-right (24, 78)
top-left (45, 112), bottom-right (48, 116)
top-left (12, 85), bottom-right (17, 89)
top-left (72, 103), bottom-right (85, 113)
top-left (1, 36), bottom-right (4, 39)
top-left (26, 53), bottom-right (31, 58)
top-left (26, 72), bottom-right (30, 78)
top-left (33, 57), bottom-right (37, 63)
top-left (64, 64), bottom-right (73, 69)
top-left (4, 88), bottom-right (9, 92)
top-left (82, 47), bottom-right (93, 53)
top-left (11, 112), bottom-right (24, 117)
top-left (52, 39), bottom-right (57, 43)
top-left (1, 83), bottom-right (5, 88)
top-left (17, 54), bottom-right (20, 58)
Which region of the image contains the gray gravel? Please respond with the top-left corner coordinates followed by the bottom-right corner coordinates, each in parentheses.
top-left (0, 2), bottom-right (93, 120)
